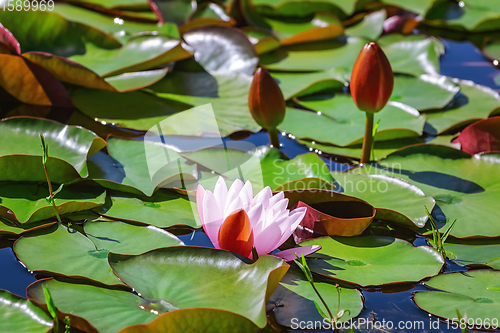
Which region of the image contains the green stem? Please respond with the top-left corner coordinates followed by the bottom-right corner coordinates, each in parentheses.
top-left (43, 162), bottom-right (62, 224)
top-left (268, 128), bottom-right (280, 148)
top-left (360, 112), bottom-right (374, 164)
top-left (310, 281), bottom-right (334, 323)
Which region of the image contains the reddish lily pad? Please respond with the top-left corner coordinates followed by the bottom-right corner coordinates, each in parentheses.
top-left (0, 23), bottom-right (20, 55)
top-left (453, 116), bottom-right (500, 155)
top-left (0, 54), bottom-right (73, 107)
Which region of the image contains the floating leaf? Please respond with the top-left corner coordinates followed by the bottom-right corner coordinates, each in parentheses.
top-left (14, 221), bottom-right (183, 286)
top-left (23, 51), bottom-right (115, 91)
top-left (0, 290), bottom-right (53, 333)
top-left (0, 9), bottom-right (120, 55)
top-left (0, 184), bottom-right (105, 223)
top-left (414, 271), bottom-right (500, 323)
top-left (267, 269), bottom-right (363, 327)
top-left (88, 138), bottom-right (197, 196)
top-left (70, 35), bottom-right (191, 77)
top-left (94, 190), bottom-right (199, 228)
top-left (109, 247), bottom-right (289, 327)
top-left (301, 236), bottom-right (444, 286)
top-left (0, 23), bottom-right (21, 55)
top-left (0, 117), bottom-right (106, 183)
top-left (0, 54), bottom-right (73, 107)
top-left (28, 278), bottom-right (158, 333)
top-left (424, 80), bottom-right (500, 135)
top-left (281, 98), bottom-right (425, 147)
top-left (453, 116), bottom-right (500, 155)
top-left (183, 25), bottom-right (258, 75)
top-left (357, 144), bottom-right (500, 238)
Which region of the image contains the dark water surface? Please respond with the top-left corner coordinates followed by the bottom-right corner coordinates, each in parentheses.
top-left (0, 39), bottom-right (499, 332)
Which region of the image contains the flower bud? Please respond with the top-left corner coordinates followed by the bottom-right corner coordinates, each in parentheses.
top-left (350, 42), bottom-right (394, 113)
top-left (218, 208), bottom-right (254, 258)
top-left (248, 67), bottom-right (286, 130)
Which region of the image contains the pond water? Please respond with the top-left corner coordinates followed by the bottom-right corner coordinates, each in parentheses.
top-left (0, 38), bottom-right (498, 332)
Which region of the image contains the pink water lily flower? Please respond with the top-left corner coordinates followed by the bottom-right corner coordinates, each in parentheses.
top-left (196, 177), bottom-right (321, 260)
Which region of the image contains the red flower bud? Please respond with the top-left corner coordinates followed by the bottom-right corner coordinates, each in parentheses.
top-left (248, 67), bottom-right (286, 130)
top-left (350, 42), bottom-right (394, 113)
top-left (218, 208), bottom-right (254, 258)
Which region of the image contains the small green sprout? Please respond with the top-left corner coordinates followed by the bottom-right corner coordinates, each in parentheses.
top-left (425, 206), bottom-right (456, 261)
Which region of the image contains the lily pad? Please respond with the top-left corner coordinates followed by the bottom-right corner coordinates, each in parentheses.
top-left (424, 80), bottom-right (500, 135)
top-left (94, 190), bottom-right (199, 228)
top-left (52, 3), bottom-right (178, 43)
top-left (452, 116), bottom-right (500, 155)
top-left (88, 138), bottom-right (197, 196)
top-left (281, 97), bottom-right (425, 147)
top-left (27, 278), bottom-right (158, 333)
top-left (267, 269), bottom-right (363, 327)
top-left (301, 236), bottom-right (444, 286)
top-left (69, 35), bottom-right (191, 77)
top-left (182, 25), bottom-right (258, 76)
top-left (357, 144), bottom-right (500, 238)
top-left (332, 172), bottom-right (435, 228)
top-left (0, 290), bottom-right (53, 333)
top-left (23, 51), bottom-right (115, 91)
top-left (432, 238), bottom-right (500, 269)
top-left (0, 117), bottom-right (106, 184)
top-left (0, 9), bottom-right (121, 55)
top-left (118, 308), bottom-right (263, 333)
top-left (414, 270), bottom-right (500, 324)
top-left (105, 68), bottom-right (169, 92)
top-left (109, 247), bottom-right (289, 327)
top-left (263, 35), bottom-right (442, 76)
top-left (0, 54), bottom-right (73, 107)
top-left (0, 184), bottom-right (106, 223)
top-left (345, 10), bottom-right (386, 40)
top-left (14, 222), bottom-right (183, 286)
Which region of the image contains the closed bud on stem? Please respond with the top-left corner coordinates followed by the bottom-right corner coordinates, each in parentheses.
top-left (248, 68), bottom-right (286, 147)
top-left (350, 42), bottom-right (394, 113)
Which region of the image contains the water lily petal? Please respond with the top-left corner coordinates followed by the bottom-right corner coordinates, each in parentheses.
top-left (225, 179), bottom-right (244, 215)
top-left (196, 184), bottom-right (206, 225)
top-left (213, 177), bottom-right (228, 211)
top-left (252, 186), bottom-right (272, 208)
top-left (276, 207), bottom-right (307, 246)
top-left (254, 221), bottom-right (283, 255)
top-left (202, 190), bottom-right (224, 248)
top-left (269, 191), bottom-right (285, 207)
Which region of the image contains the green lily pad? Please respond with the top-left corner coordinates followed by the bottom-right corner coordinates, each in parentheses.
top-left (282, 97), bottom-right (425, 147)
top-left (251, 0), bottom-right (358, 18)
top-left (345, 10), bottom-right (386, 40)
top-left (0, 9), bottom-right (121, 55)
top-left (424, 80), bottom-right (500, 135)
top-left (263, 34), bottom-right (442, 76)
top-left (27, 278), bottom-right (159, 333)
top-left (332, 172), bottom-right (435, 228)
top-left (391, 74), bottom-right (459, 111)
top-left (180, 146), bottom-right (334, 191)
top-left (69, 34), bottom-right (191, 77)
top-left (118, 308), bottom-right (263, 333)
top-left (108, 247), bottom-right (289, 327)
top-left (272, 68), bottom-right (347, 100)
top-left (52, 3), bottom-right (178, 43)
top-left (0, 290), bottom-right (53, 333)
top-left (182, 25), bottom-right (258, 76)
top-left (267, 269), bottom-right (363, 327)
top-left (0, 184), bottom-right (105, 223)
top-left (14, 222), bottom-right (183, 286)
top-left (438, 238), bottom-right (500, 268)
top-left (105, 68), bottom-right (169, 92)
top-left (94, 190), bottom-right (199, 228)
top-left (65, 0), bottom-right (149, 10)
top-left (483, 39), bottom-right (500, 61)
top-left (414, 270), bottom-right (500, 323)
top-left (381, 0), bottom-right (436, 16)
top-left (68, 87), bottom-right (191, 130)
top-left (301, 236), bottom-right (444, 286)
top-left (88, 138), bottom-right (197, 196)
top-left (298, 137), bottom-right (425, 160)
top-left (0, 117), bottom-right (106, 184)
top-left (357, 144), bottom-right (500, 238)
